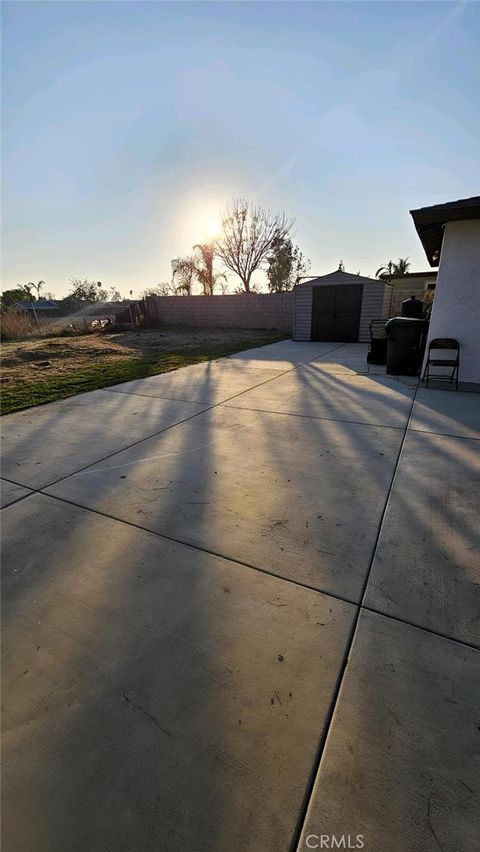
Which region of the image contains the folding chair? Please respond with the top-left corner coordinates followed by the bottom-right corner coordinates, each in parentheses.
top-left (423, 338), bottom-right (460, 390)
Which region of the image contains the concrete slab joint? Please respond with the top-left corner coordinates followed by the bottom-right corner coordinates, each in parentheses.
top-left (2, 340), bottom-right (479, 852)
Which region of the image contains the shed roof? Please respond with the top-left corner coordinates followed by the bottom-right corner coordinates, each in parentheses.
top-left (296, 269), bottom-right (382, 288)
top-left (410, 195), bottom-right (480, 267)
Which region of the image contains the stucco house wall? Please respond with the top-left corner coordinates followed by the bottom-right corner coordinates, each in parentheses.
top-left (388, 273), bottom-right (437, 291)
top-left (423, 219), bottom-right (480, 384)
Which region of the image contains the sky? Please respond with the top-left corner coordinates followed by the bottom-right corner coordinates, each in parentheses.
top-left (1, 0), bottom-right (479, 298)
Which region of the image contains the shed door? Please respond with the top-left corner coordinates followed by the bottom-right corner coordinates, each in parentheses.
top-left (334, 284), bottom-right (363, 341)
top-left (311, 286), bottom-right (337, 341)
top-left (311, 284), bottom-right (363, 342)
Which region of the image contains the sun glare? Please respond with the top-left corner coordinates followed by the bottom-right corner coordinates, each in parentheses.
top-left (181, 196), bottom-right (224, 246)
top-left (204, 218), bottom-right (221, 239)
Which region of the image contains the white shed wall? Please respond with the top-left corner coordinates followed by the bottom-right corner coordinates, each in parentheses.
top-left (358, 281), bottom-right (388, 342)
top-left (423, 220), bottom-right (480, 385)
top-left (293, 277), bottom-right (387, 342)
top-left (293, 285), bottom-right (313, 340)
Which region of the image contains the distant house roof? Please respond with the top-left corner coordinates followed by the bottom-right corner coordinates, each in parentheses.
top-left (14, 299), bottom-right (60, 311)
top-left (380, 271), bottom-right (437, 281)
top-left (296, 269), bottom-right (381, 288)
top-left (410, 196), bottom-right (480, 267)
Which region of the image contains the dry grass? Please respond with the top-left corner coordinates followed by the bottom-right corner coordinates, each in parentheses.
top-left (0, 309), bottom-right (104, 342)
top-left (0, 311), bottom-right (34, 341)
top-left (1, 326), bottom-right (288, 413)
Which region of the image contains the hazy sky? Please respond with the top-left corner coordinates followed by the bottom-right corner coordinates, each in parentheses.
top-left (2, 1), bottom-right (479, 297)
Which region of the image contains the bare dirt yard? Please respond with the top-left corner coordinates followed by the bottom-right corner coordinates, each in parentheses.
top-left (1, 326), bottom-right (287, 414)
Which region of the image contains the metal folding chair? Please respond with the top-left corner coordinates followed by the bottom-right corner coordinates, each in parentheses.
top-left (423, 338), bottom-right (460, 390)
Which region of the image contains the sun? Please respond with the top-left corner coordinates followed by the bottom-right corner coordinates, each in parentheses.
top-left (204, 218), bottom-right (221, 239)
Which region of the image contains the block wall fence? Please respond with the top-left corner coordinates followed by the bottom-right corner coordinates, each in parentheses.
top-left (387, 287), bottom-right (425, 317)
top-left (143, 289), bottom-right (417, 336)
top-left (144, 293), bottom-right (294, 332)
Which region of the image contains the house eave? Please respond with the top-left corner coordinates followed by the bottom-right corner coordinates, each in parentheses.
top-left (410, 196), bottom-right (480, 267)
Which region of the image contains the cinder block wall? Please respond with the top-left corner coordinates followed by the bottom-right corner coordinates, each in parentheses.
top-left (145, 293), bottom-right (294, 332)
top-left (387, 287), bottom-right (425, 317)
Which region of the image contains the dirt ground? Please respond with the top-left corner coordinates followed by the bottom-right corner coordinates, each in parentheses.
top-left (1, 327), bottom-right (283, 387)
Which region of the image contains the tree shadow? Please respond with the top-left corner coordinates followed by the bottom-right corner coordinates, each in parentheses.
top-left (3, 340), bottom-right (476, 850)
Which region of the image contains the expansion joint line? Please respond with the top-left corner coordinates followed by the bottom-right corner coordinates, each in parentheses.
top-left (289, 377), bottom-right (420, 852)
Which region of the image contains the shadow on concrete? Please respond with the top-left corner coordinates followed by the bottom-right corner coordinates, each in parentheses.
top-left (2, 341), bottom-right (478, 851)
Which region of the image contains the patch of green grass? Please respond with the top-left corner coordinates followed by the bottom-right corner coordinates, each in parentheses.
top-left (1, 332), bottom-right (288, 415)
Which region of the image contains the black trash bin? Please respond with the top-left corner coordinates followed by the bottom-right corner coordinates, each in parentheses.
top-left (401, 294), bottom-right (424, 318)
top-left (385, 317), bottom-right (429, 375)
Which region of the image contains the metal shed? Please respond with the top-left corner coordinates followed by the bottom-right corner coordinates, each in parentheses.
top-left (293, 269), bottom-right (391, 343)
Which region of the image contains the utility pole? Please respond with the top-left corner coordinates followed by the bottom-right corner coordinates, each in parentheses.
top-left (25, 286), bottom-right (41, 332)
top-left (80, 301), bottom-right (89, 332)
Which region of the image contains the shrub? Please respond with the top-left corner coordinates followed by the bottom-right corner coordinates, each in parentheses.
top-left (0, 310), bottom-right (34, 341)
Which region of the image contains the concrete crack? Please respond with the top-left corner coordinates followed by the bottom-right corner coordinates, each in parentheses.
top-left (123, 692), bottom-right (173, 738)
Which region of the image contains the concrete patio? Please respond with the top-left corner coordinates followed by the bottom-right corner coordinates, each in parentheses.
top-left (2, 340), bottom-right (479, 852)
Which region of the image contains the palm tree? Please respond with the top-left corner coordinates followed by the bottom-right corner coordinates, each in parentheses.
top-left (172, 243), bottom-right (227, 296)
top-left (24, 280), bottom-right (45, 331)
top-left (192, 243), bottom-right (227, 295)
top-left (170, 258), bottom-right (194, 295)
top-left (393, 257), bottom-right (410, 274)
top-left (26, 280), bottom-right (45, 300)
top-left (375, 261), bottom-right (393, 278)
top-left (375, 258), bottom-right (410, 278)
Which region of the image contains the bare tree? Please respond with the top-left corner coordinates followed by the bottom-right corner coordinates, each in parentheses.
top-left (66, 279), bottom-right (105, 303)
top-left (141, 285), bottom-right (170, 298)
top-left (215, 199), bottom-right (294, 293)
top-left (148, 281), bottom-right (187, 296)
